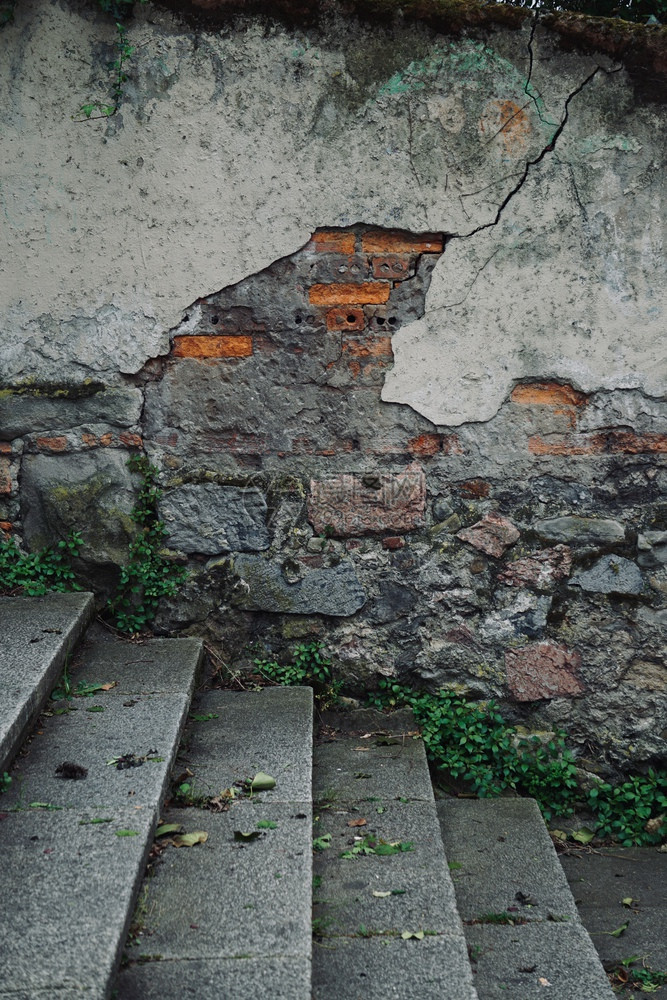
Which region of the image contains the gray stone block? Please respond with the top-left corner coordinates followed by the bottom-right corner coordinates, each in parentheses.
top-left (437, 798), bottom-right (579, 922)
top-left (464, 923), bottom-right (614, 998)
top-left (73, 637), bottom-right (204, 694)
top-left (181, 688), bottom-right (312, 805)
top-left (314, 737), bottom-right (434, 804)
top-left (312, 935), bottom-right (478, 1000)
top-left (0, 386), bottom-right (143, 440)
top-left (0, 591), bottom-right (94, 773)
top-left (117, 956), bottom-right (311, 1000)
top-left (231, 553), bottom-right (366, 615)
top-left (571, 554), bottom-right (645, 595)
top-left (534, 517), bottom-right (626, 547)
top-left (159, 483), bottom-right (269, 554)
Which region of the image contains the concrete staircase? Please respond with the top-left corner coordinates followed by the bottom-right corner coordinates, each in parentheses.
top-left (0, 594), bottom-right (614, 999)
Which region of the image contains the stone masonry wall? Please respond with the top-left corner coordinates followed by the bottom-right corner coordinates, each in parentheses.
top-left (1, 0), bottom-right (665, 774)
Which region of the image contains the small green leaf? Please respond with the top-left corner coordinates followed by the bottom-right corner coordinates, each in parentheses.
top-left (250, 772), bottom-right (276, 791)
top-left (401, 930), bottom-right (425, 940)
top-left (79, 817), bottom-right (113, 825)
top-left (448, 861), bottom-right (463, 870)
top-left (609, 921), bottom-right (630, 938)
top-left (172, 831), bottom-right (208, 847)
top-left (189, 713), bottom-right (219, 722)
top-left (571, 827), bottom-right (595, 845)
top-left (155, 823), bottom-right (183, 837)
top-left (115, 829), bottom-right (139, 837)
top-left (86, 706), bottom-right (105, 713)
top-left (257, 820), bottom-right (278, 829)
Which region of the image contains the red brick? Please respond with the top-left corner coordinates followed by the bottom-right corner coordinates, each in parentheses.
top-left (311, 231), bottom-right (356, 254)
top-left (99, 432), bottom-right (113, 447)
top-left (81, 433), bottom-right (98, 447)
top-left (605, 430), bottom-right (667, 454)
top-left (309, 282), bottom-right (390, 306)
top-left (498, 545), bottom-right (572, 590)
top-left (172, 335), bottom-right (253, 359)
top-left (382, 536), bottom-right (405, 550)
top-left (505, 642), bottom-right (585, 701)
top-left (308, 465), bottom-right (426, 537)
top-left (119, 432), bottom-right (143, 448)
top-left (407, 434), bottom-right (442, 458)
top-left (457, 512), bottom-right (520, 558)
top-left (441, 435), bottom-right (466, 456)
top-left (35, 436), bottom-right (68, 453)
top-left (326, 308), bottom-right (365, 332)
top-left (528, 431), bottom-right (667, 456)
top-left (371, 255), bottom-right (411, 280)
top-left (454, 479), bottom-right (490, 499)
top-left (511, 382), bottom-right (588, 407)
top-left (0, 458), bottom-right (11, 495)
top-left (0, 443), bottom-right (11, 455)
top-left (0, 521), bottom-right (12, 536)
top-left (343, 336), bottom-right (393, 358)
top-left (362, 230), bottom-right (444, 254)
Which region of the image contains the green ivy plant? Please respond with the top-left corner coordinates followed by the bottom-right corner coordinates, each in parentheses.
top-left (0, 532), bottom-right (82, 596)
top-left (105, 455), bottom-right (186, 633)
top-left (73, 21), bottom-right (135, 121)
top-left (255, 641), bottom-right (341, 706)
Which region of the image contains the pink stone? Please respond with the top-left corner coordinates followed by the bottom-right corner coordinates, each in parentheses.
top-left (498, 545), bottom-right (572, 590)
top-left (505, 642), bottom-right (585, 701)
top-left (308, 465), bottom-right (425, 537)
top-left (457, 511), bottom-right (520, 558)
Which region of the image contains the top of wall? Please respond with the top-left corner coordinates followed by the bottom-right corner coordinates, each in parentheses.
top-left (156, 0), bottom-right (667, 98)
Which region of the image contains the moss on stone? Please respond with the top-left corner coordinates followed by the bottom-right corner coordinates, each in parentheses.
top-left (0, 379), bottom-right (106, 400)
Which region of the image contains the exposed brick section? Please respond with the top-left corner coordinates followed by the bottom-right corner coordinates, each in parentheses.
top-left (308, 465), bottom-right (426, 537)
top-left (457, 511), bottom-right (520, 558)
top-left (35, 436), bottom-right (68, 453)
top-left (371, 255), bottom-right (411, 280)
top-left (455, 479), bottom-right (491, 499)
top-left (505, 642), bottom-right (585, 701)
top-left (0, 443), bottom-right (11, 455)
top-left (0, 458), bottom-right (11, 495)
top-left (529, 431), bottom-right (667, 456)
top-left (407, 433), bottom-right (442, 458)
top-left (382, 536), bottom-right (405, 550)
top-left (342, 336), bottom-right (393, 358)
top-left (309, 282), bottom-right (390, 306)
top-left (362, 230), bottom-right (444, 254)
top-left (311, 231), bottom-right (356, 254)
top-left (119, 432), bottom-right (143, 448)
top-left (172, 335), bottom-right (253, 359)
top-left (498, 545), bottom-right (573, 590)
top-left (511, 382), bottom-right (588, 407)
top-left (441, 435), bottom-right (466, 455)
top-left (0, 521), bottom-right (12, 536)
top-left (326, 308), bottom-right (366, 332)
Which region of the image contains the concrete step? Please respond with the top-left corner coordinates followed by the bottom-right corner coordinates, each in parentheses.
top-left (0, 591), bottom-right (95, 774)
top-left (0, 636), bottom-right (203, 1000)
top-left (437, 797), bottom-right (615, 999)
top-left (311, 708), bottom-right (478, 1000)
top-left (115, 686), bottom-right (314, 1000)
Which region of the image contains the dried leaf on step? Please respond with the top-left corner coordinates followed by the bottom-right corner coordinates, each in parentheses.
top-left (250, 772), bottom-right (276, 791)
top-left (155, 823), bottom-right (183, 837)
top-left (571, 827), bottom-right (595, 845)
top-left (348, 818), bottom-right (367, 828)
top-left (373, 891), bottom-right (392, 898)
top-left (172, 831), bottom-right (208, 848)
top-left (401, 930), bottom-right (424, 940)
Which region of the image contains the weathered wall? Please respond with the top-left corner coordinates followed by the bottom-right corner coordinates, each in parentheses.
top-left (1, 0), bottom-right (665, 771)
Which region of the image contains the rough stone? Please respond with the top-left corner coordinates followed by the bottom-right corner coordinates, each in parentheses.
top-left (159, 483), bottom-right (269, 554)
top-left (505, 642), bottom-right (585, 701)
top-left (307, 467), bottom-right (426, 537)
top-left (570, 554), bottom-right (645, 595)
top-left (230, 554), bottom-right (366, 616)
top-left (457, 511), bottom-right (520, 559)
top-left (533, 517), bottom-right (626, 547)
top-left (637, 531), bottom-right (667, 568)
top-left (498, 545), bottom-right (572, 590)
top-left (0, 386), bottom-right (143, 441)
top-left (19, 450), bottom-right (136, 592)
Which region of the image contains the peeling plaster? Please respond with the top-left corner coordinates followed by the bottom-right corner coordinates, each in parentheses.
top-left (0, 1), bottom-right (664, 424)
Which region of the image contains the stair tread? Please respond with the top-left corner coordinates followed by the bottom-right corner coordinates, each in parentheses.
top-left (312, 714), bottom-right (478, 1000)
top-left (115, 686), bottom-right (313, 1000)
top-left (438, 798), bottom-right (614, 999)
top-left (0, 591), bottom-right (94, 773)
top-left (0, 636), bottom-right (203, 1000)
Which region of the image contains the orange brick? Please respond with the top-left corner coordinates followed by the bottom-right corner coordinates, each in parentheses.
top-left (362, 230), bottom-right (443, 254)
top-left (511, 382), bottom-right (588, 407)
top-left (0, 443), bottom-right (11, 455)
top-left (326, 307), bottom-right (365, 332)
top-left (455, 479), bottom-right (491, 499)
top-left (529, 430), bottom-right (667, 456)
top-left (99, 432), bottom-right (113, 447)
top-left (371, 255), bottom-right (411, 280)
top-left (119, 432), bottom-right (143, 448)
top-left (529, 435), bottom-right (599, 456)
top-left (342, 336), bottom-right (393, 358)
top-left (81, 433), bottom-right (98, 447)
top-left (0, 521), bottom-right (12, 535)
top-left (35, 436), bottom-right (68, 453)
top-left (311, 231), bottom-right (356, 254)
top-left (309, 282), bottom-right (390, 306)
top-left (605, 430), bottom-right (667, 454)
top-left (172, 336), bottom-right (253, 359)
top-left (407, 433), bottom-right (442, 458)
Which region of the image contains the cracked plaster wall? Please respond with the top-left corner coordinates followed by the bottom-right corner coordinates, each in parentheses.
top-left (1, 0), bottom-right (665, 421)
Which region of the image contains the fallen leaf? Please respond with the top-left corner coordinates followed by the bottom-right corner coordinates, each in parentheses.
top-left (571, 827), bottom-right (595, 845)
top-left (155, 823), bottom-right (183, 837)
top-left (250, 772), bottom-right (276, 791)
top-left (622, 897), bottom-right (636, 908)
top-left (115, 829), bottom-right (139, 837)
top-left (99, 682), bottom-right (117, 691)
top-left (645, 815), bottom-right (664, 835)
top-left (348, 818), bottom-right (367, 828)
top-left (609, 921), bottom-right (630, 938)
top-left (550, 829), bottom-right (568, 841)
top-left (372, 891), bottom-right (392, 898)
top-left (354, 772), bottom-right (371, 779)
top-left (538, 978), bottom-right (552, 987)
top-left (234, 830), bottom-right (262, 842)
top-left (401, 930), bottom-right (424, 940)
top-left (616, 967), bottom-right (629, 984)
top-left (172, 831), bottom-right (208, 848)
top-left (257, 820), bottom-right (278, 830)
